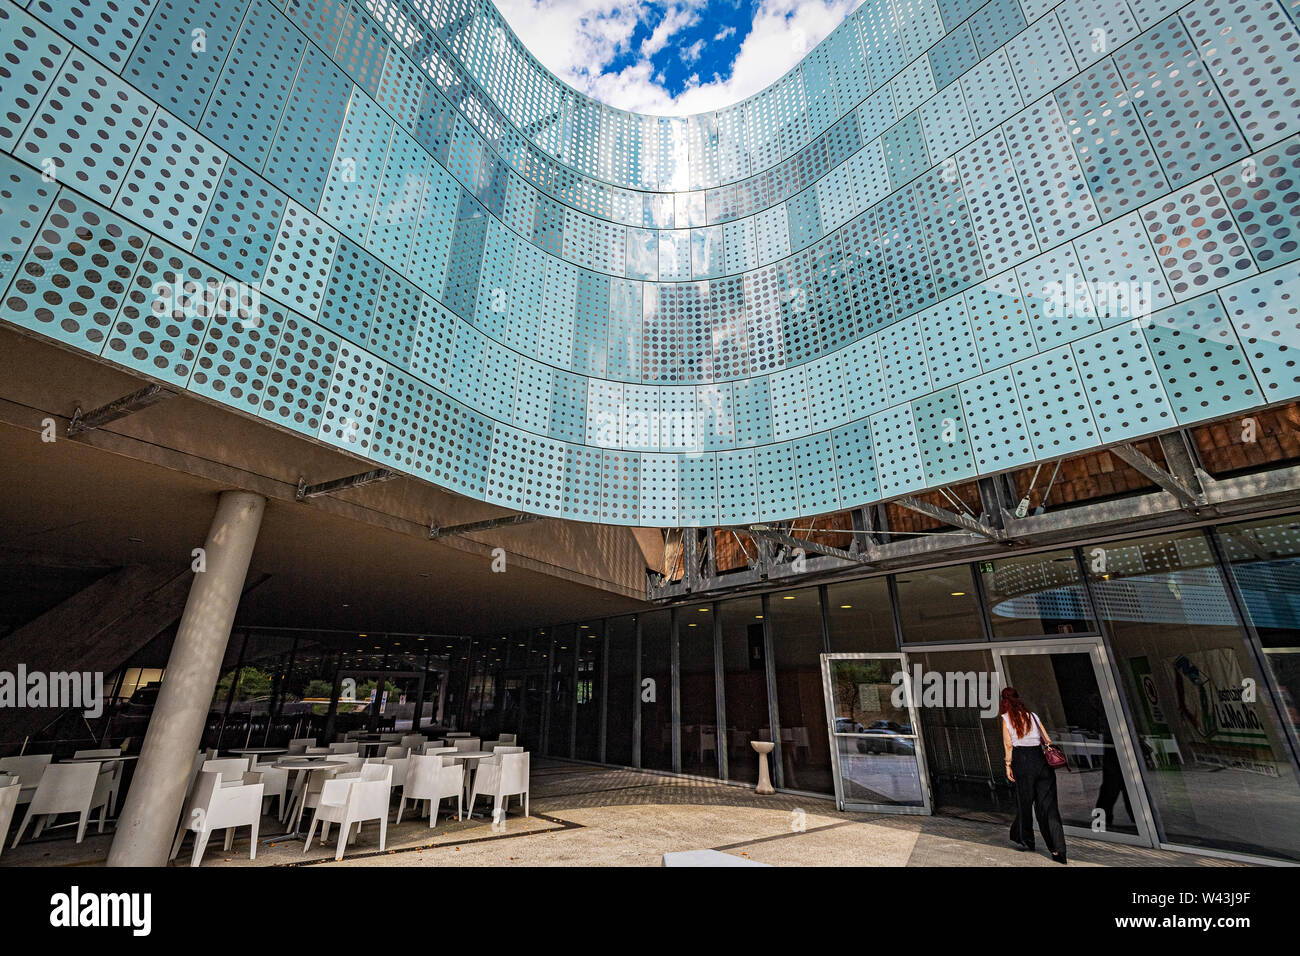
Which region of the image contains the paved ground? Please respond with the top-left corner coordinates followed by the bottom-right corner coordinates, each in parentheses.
top-left (2, 759), bottom-right (1248, 867)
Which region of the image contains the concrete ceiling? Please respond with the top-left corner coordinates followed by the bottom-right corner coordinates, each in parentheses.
top-left (0, 327), bottom-right (649, 636)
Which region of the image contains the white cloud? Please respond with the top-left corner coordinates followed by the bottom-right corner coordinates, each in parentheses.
top-left (641, 4), bottom-right (702, 57)
top-left (714, 25), bottom-right (736, 41)
top-left (681, 38), bottom-right (705, 64)
top-left (494, 0), bottom-right (862, 116)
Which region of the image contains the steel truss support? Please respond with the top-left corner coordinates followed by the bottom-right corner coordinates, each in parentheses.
top-left (67, 384), bottom-right (173, 436)
top-left (892, 494), bottom-right (1008, 542)
top-left (745, 525), bottom-right (876, 565)
top-left (428, 512), bottom-right (543, 538)
top-left (296, 468), bottom-right (397, 501)
top-left (1108, 441), bottom-right (1204, 510)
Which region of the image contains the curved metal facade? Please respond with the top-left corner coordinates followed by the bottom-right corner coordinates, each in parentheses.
top-left (1, 0), bottom-right (1298, 525)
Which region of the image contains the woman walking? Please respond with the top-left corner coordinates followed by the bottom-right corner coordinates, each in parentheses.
top-left (1000, 686), bottom-right (1067, 864)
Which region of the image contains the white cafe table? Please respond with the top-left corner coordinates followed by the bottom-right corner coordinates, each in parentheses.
top-left (225, 747), bottom-right (287, 767)
top-left (445, 751), bottom-right (493, 809)
top-left (267, 758), bottom-right (350, 842)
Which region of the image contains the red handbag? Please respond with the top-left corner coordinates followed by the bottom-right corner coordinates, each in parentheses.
top-left (1035, 715), bottom-right (1068, 769)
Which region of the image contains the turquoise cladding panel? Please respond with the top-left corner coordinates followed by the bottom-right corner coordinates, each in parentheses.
top-left (1, 0), bottom-right (1299, 528)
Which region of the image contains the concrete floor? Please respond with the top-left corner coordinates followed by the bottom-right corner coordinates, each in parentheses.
top-left (1, 759), bottom-right (1249, 867)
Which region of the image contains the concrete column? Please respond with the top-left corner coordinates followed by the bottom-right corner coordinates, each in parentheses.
top-left (107, 490), bottom-right (266, 867)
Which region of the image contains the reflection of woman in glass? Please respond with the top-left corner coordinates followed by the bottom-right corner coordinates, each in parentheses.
top-left (1088, 692), bottom-right (1132, 827)
top-left (1001, 687), bottom-right (1067, 864)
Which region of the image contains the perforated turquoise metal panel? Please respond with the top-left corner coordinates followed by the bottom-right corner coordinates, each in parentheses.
top-left (260, 199), bottom-right (338, 317)
top-left (200, 0), bottom-right (304, 168)
top-left (919, 297), bottom-right (979, 389)
top-left (113, 109), bottom-right (225, 250)
top-left (1215, 136), bottom-right (1300, 269)
top-left (1005, 13), bottom-right (1077, 103)
top-left (3, 190), bottom-right (146, 351)
top-left (102, 235), bottom-right (218, 384)
top-left (1142, 292), bottom-right (1263, 423)
top-left (912, 385), bottom-right (977, 483)
top-left (959, 368), bottom-right (1034, 472)
top-left (869, 404), bottom-right (926, 497)
top-left (195, 159), bottom-right (285, 285)
top-left (4, 0), bottom-right (1300, 530)
top-left (30, 0), bottom-right (156, 74)
top-left (1012, 344), bottom-right (1100, 459)
top-left (1071, 323), bottom-right (1175, 442)
top-left (831, 419), bottom-right (879, 503)
top-left (0, 3), bottom-right (68, 151)
top-left (1140, 176), bottom-right (1259, 299)
top-left (18, 51), bottom-right (154, 203)
top-left (793, 432), bottom-right (839, 514)
top-left (1220, 269), bottom-right (1300, 401)
top-left (0, 153), bottom-right (58, 290)
top-left (964, 270), bottom-right (1041, 372)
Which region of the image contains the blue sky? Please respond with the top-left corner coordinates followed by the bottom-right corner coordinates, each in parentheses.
top-left (495, 0), bottom-right (862, 114)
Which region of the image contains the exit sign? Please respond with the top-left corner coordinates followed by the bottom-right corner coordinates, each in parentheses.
top-left (978, 561), bottom-right (995, 573)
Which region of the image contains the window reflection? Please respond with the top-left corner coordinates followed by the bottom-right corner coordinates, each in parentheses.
top-left (1217, 516), bottom-right (1300, 744)
top-left (769, 588), bottom-right (833, 794)
top-left (680, 606), bottom-right (719, 777)
top-left (718, 596), bottom-right (767, 784)
top-left (979, 550), bottom-right (1094, 638)
top-left (895, 565), bottom-right (983, 643)
top-left (826, 577), bottom-right (896, 652)
top-left (1088, 529), bottom-right (1300, 860)
top-left (640, 610), bottom-right (673, 770)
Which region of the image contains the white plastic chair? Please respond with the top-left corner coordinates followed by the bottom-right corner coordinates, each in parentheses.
top-left (396, 754), bottom-right (463, 827)
top-left (399, 735), bottom-right (426, 753)
top-left (288, 765), bottom-right (343, 833)
top-left (453, 737), bottom-right (482, 752)
top-left (304, 764), bottom-right (392, 860)
top-left (171, 770), bottom-right (264, 866)
top-left (329, 742), bottom-right (360, 755)
top-left (201, 757), bottom-right (250, 784)
top-left (382, 756), bottom-right (409, 789)
top-left (74, 750), bottom-right (126, 813)
top-left (497, 734), bottom-right (517, 746)
top-left (11, 762), bottom-right (113, 845)
top-left (0, 754), bottom-right (53, 805)
top-left (384, 745), bottom-right (407, 758)
top-left (247, 759), bottom-right (288, 818)
top-left (469, 752), bottom-right (529, 821)
top-left (287, 737), bottom-right (316, 755)
top-left (0, 780), bottom-right (20, 860)
top-left (700, 727), bottom-right (717, 762)
top-left (330, 755), bottom-right (365, 774)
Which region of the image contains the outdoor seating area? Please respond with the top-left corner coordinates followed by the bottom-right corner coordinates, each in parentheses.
top-left (0, 731), bottom-right (532, 866)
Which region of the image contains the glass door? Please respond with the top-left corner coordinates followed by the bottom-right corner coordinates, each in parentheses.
top-left (821, 653), bottom-right (930, 813)
top-left (992, 641), bottom-right (1155, 846)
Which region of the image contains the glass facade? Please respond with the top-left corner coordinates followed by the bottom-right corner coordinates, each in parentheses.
top-left (719, 596), bottom-right (767, 785)
top-left (639, 610), bottom-right (673, 771)
top-left (1087, 529), bottom-right (1300, 860)
top-left (1, 0), bottom-right (1296, 529)
top-left (979, 551), bottom-right (1094, 639)
top-left (152, 514), bottom-right (1300, 861)
top-left (769, 588), bottom-right (833, 794)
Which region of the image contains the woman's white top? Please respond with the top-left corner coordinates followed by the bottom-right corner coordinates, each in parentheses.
top-left (1003, 712), bottom-right (1043, 746)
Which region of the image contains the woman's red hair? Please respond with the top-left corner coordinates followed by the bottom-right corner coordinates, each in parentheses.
top-left (999, 687), bottom-right (1031, 737)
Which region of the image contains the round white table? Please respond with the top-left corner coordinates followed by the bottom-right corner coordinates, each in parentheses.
top-left (270, 758), bottom-right (350, 841)
top-left (446, 751), bottom-right (493, 808)
top-left (226, 747), bottom-right (287, 766)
